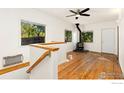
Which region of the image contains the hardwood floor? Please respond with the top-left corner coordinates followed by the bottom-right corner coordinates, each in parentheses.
top-left (58, 51), bottom-right (123, 79)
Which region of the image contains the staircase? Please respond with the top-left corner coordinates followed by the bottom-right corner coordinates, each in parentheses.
top-left (0, 42), bottom-right (67, 79)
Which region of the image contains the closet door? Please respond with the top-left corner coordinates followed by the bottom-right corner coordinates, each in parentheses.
top-left (101, 28), bottom-right (116, 54)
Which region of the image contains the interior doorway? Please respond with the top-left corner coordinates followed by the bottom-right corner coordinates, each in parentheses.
top-left (101, 28), bottom-right (116, 54)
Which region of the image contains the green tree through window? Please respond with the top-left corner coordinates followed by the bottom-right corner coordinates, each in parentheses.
top-left (81, 32), bottom-right (93, 43)
top-left (21, 20), bottom-right (45, 45)
top-left (65, 30), bottom-right (72, 42)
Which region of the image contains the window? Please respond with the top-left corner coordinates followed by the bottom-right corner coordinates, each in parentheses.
top-left (65, 30), bottom-right (72, 42)
top-left (21, 20), bottom-right (45, 45)
top-left (81, 31), bottom-right (93, 43)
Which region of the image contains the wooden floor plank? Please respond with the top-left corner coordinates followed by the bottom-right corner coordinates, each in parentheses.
top-left (58, 51), bottom-right (123, 79)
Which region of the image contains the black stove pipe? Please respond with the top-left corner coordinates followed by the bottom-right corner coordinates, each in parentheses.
top-left (75, 23), bottom-right (82, 42)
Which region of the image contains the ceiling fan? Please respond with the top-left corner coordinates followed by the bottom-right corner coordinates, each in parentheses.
top-left (66, 8), bottom-right (90, 19)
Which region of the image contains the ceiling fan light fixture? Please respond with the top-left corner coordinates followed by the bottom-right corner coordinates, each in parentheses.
top-left (66, 8), bottom-right (90, 19)
top-left (76, 14), bottom-right (80, 17)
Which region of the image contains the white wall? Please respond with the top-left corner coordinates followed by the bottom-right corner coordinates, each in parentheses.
top-left (119, 9), bottom-right (124, 74)
top-left (80, 21), bottom-right (117, 54)
top-left (0, 9), bottom-right (74, 68)
top-left (0, 67), bottom-right (29, 79)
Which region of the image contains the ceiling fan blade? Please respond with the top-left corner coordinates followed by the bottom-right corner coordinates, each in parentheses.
top-left (66, 14), bottom-right (76, 17)
top-left (80, 14), bottom-right (90, 16)
top-left (69, 10), bottom-right (77, 14)
top-left (80, 8), bottom-right (90, 13)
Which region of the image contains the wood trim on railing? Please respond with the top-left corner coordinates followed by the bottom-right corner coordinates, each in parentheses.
top-left (0, 62), bottom-right (30, 75)
top-left (39, 42), bottom-right (65, 45)
top-left (27, 42), bottom-right (61, 73)
top-left (26, 50), bottom-right (50, 73)
top-left (30, 44), bottom-right (59, 51)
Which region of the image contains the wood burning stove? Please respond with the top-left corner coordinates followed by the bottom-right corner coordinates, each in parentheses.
top-left (74, 23), bottom-right (86, 52)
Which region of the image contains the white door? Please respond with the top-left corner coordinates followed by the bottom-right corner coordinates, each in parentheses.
top-left (101, 28), bottom-right (116, 54)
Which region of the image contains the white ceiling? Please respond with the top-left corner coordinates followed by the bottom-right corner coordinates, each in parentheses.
top-left (39, 8), bottom-right (120, 24)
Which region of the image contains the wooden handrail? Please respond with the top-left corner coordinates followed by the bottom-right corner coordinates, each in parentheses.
top-left (39, 42), bottom-right (65, 45)
top-left (28, 42), bottom-right (60, 73)
top-left (30, 44), bottom-right (59, 51)
top-left (26, 50), bottom-right (50, 73)
top-left (0, 62), bottom-right (30, 75)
